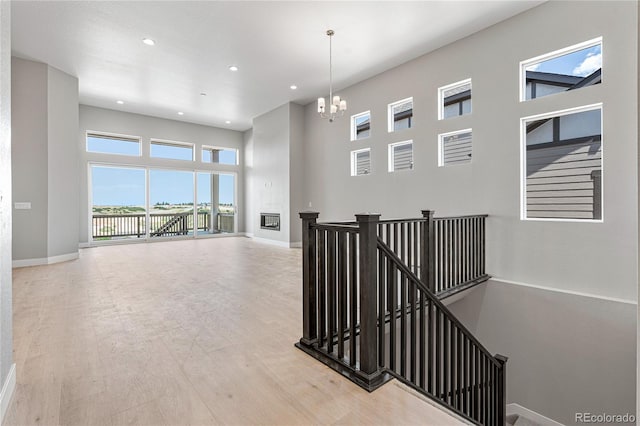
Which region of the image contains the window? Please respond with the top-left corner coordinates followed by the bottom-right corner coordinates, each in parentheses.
top-left (439, 129), bottom-right (472, 166)
top-left (522, 105), bottom-right (602, 221)
top-left (388, 141), bottom-right (413, 172)
top-left (521, 38), bottom-right (602, 101)
top-left (388, 98), bottom-right (413, 132)
top-left (439, 79), bottom-right (472, 120)
top-left (150, 140), bottom-right (194, 161)
top-left (202, 146), bottom-right (238, 165)
top-left (351, 111), bottom-right (371, 141)
top-left (350, 148), bottom-right (371, 176)
top-left (86, 133), bottom-right (140, 156)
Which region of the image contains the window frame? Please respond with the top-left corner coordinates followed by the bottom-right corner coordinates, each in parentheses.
top-left (520, 103), bottom-right (603, 223)
top-left (519, 37), bottom-right (603, 102)
top-left (438, 78), bottom-right (472, 120)
top-left (350, 148), bottom-right (372, 177)
top-left (388, 140), bottom-right (414, 173)
top-left (350, 111), bottom-right (371, 141)
top-left (86, 131), bottom-right (142, 157)
top-left (201, 145), bottom-right (239, 165)
top-left (438, 128), bottom-right (473, 167)
top-left (387, 97), bottom-right (413, 133)
top-left (149, 138), bottom-right (195, 161)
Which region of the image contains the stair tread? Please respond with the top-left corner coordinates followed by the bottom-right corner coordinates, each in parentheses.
top-left (513, 415), bottom-right (542, 426)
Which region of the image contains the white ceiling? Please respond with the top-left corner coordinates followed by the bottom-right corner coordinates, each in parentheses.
top-left (11, 1), bottom-right (543, 132)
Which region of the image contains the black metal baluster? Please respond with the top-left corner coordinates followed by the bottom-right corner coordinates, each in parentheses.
top-left (443, 317), bottom-right (449, 404)
top-left (435, 306), bottom-right (441, 400)
top-left (409, 279), bottom-right (416, 384)
top-left (451, 324), bottom-right (457, 410)
top-left (378, 248), bottom-right (386, 367)
top-left (400, 272), bottom-right (407, 377)
top-left (389, 260), bottom-right (397, 371)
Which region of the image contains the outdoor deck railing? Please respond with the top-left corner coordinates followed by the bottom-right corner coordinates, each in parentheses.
top-left (92, 212), bottom-right (234, 239)
top-left (296, 210), bottom-right (505, 426)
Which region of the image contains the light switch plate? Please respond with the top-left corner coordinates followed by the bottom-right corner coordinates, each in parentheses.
top-left (14, 202), bottom-right (31, 210)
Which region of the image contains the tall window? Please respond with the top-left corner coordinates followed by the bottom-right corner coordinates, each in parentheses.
top-left (520, 38), bottom-right (602, 101)
top-left (388, 98), bottom-right (413, 132)
top-left (87, 133), bottom-right (140, 156)
top-left (439, 79), bottom-right (472, 119)
top-left (351, 111), bottom-right (371, 141)
top-left (351, 148), bottom-right (371, 176)
top-left (522, 105), bottom-right (602, 221)
top-left (388, 141), bottom-right (413, 172)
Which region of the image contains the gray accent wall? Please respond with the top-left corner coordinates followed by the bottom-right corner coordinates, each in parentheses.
top-left (299, 1), bottom-right (637, 422)
top-left (78, 105), bottom-right (245, 244)
top-left (11, 57), bottom-right (79, 262)
top-left (0, 0), bottom-right (13, 391)
top-left (246, 102), bottom-right (305, 245)
top-left (449, 280), bottom-right (636, 425)
top-left (302, 1), bottom-right (637, 301)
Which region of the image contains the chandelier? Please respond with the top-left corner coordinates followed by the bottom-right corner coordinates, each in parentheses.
top-left (317, 30), bottom-right (346, 122)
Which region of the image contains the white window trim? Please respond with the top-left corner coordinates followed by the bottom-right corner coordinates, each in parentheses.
top-left (350, 111), bottom-right (371, 141)
top-left (202, 145), bottom-right (239, 165)
top-left (519, 36), bottom-right (603, 102)
top-left (519, 103), bottom-right (603, 223)
top-left (350, 148), bottom-right (371, 177)
top-left (388, 140), bottom-right (413, 172)
top-left (437, 78), bottom-right (472, 120)
top-left (387, 97), bottom-right (413, 133)
top-left (438, 128), bottom-right (472, 167)
top-left (86, 130), bottom-right (142, 157)
top-left (150, 138), bottom-right (195, 161)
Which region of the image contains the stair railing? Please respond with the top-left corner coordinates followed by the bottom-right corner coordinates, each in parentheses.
top-left (296, 210), bottom-right (506, 426)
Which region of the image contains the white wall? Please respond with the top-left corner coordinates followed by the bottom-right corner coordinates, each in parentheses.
top-left (243, 128), bottom-right (254, 236)
top-left (11, 57), bottom-right (80, 264)
top-left (289, 103), bottom-right (305, 245)
top-left (78, 105), bottom-right (245, 244)
top-left (0, 0), bottom-right (14, 414)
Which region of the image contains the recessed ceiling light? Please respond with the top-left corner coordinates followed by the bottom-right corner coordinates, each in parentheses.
top-left (200, 92), bottom-right (207, 96)
top-left (116, 100), bottom-right (124, 105)
top-left (229, 65), bottom-right (239, 72)
top-left (142, 38), bottom-right (155, 46)
top-left (225, 120), bottom-right (231, 124)
top-left (290, 85), bottom-right (298, 90)
top-left (177, 111), bottom-right (184, 116)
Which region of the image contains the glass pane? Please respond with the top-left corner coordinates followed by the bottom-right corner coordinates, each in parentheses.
top-left (524, 108), bottom-right (602, 220)
top-left (393, 143), bottom-right (413, 171)
top-left (196, 172), bottom-right (235, 235)
top-left (441, 81), bottom-right (471, 119)
top-left (525, 43), bottom-right (602, 100)
top-left (149, 169), bottom-right (194, 237)
top-left (355, 150), bottom-right (370, 176)
top-left (87, 135), bottom-right (139, 156)
top-left (202, 147), bottom-right (237, 165)
top-left (352, 112), bottom-right (371, 140)
top-left (391, 100), bottom-right (413, 131)
top-left (91, 166), bottom-right (146, 241)
top-left (150, 142), bottom-right (193, 161)
top-left (442, 131), bottom-right (472, 166)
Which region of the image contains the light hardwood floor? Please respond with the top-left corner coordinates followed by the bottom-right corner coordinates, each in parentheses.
top-left (5, 237), bottom-right (462, 426)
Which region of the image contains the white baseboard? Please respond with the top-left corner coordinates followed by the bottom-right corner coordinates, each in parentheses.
top-left (0, 364), bottom-right (16, 422)
top-left (250, 237), bottom-right (293, 248)
top-left (78, 242), bottom-right (90, 248)
top-left (12, 251), bottom-right (79, 268)
top-left (244, 233), bottom-right (254, 238)
top-left (507, 403), bottom-right (564, 426)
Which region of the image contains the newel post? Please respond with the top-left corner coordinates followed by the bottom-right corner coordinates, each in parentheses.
top-left (299, 211), bottom-right (319, 345)
top-left (421, 210), bottom-right (436, 293)
top-left (495, 354), bottom-right (508, 426)
top-left (355, 213), bottom-right (381, 380)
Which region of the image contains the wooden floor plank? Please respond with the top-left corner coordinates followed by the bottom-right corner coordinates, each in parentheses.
top-left (7, 237), bottom-right (462, 425)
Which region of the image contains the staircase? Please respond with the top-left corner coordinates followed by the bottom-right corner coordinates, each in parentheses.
top-left (296, 210), bottom-right (507, 426)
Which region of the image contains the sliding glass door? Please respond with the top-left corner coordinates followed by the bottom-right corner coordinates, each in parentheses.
top-left (149, 169), bottom-right (194, 238)
top-left (91, 165), bottom-right (146, 241)
top-left (196, 172), bottom-right (235, 234)
top-left (90, 165), bottom-right (235, 242)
